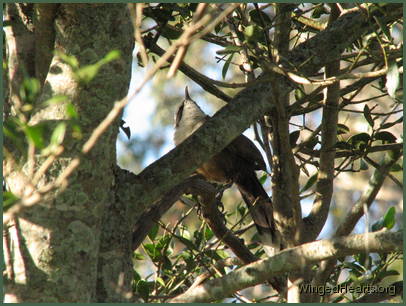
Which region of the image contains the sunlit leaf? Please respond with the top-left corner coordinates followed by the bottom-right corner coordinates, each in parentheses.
top-left (216, 45), bottom-right (243, 55)
top-left (25, 124), bottom-right (45, 148)
top-left (50, 122), bottom-right (67, 147)
top-left (148, 224), bottom-right (159, 241)
top-left (221, 53), bottom-right (234, 80)
top-left (56, 51), bottom-right (79, 69)
top-left (42, 95), bottom-right (70, 106)
top-left (259, 173), bottom-right (267, 185)
top-left (66, 103), bottom-right (79, 119)
top-left (382, 206), bottom-right (396, 229)
top-left (3, 192), bottom-right (20, 212)
top-left (101, 50), bottom-right (121, 64)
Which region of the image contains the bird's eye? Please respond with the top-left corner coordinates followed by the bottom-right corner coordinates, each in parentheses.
top-left (175, 103), bottom-right (184, 127)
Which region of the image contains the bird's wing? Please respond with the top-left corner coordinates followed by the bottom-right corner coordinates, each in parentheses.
top-left (229, 134), bottom-right (267, 172)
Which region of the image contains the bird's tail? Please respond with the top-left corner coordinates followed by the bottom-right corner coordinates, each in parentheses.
top-left (235, 171), bottom-right (280, 255)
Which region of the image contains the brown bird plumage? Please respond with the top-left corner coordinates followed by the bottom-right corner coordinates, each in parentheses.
top-left (174, 87), bottom-right (279, 254)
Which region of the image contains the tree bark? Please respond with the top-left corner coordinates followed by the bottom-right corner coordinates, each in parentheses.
top-left (3, 4), bottom-right (134, 302)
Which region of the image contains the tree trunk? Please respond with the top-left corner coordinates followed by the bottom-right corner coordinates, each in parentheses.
top-left (3, 4), bottom-right (134, 302)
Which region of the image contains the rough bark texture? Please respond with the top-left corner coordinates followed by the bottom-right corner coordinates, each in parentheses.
top-left (4, 4), bottom-right (134, 302)
top-left (170, 230), bottom-right (402, 303)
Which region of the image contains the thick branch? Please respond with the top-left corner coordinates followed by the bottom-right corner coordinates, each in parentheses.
top-left (130, 3), bottom-right (402, 240)
top-left (304, 49), bottom-right (340, 242)
top-left (170, 230), bottom-right (402, 303)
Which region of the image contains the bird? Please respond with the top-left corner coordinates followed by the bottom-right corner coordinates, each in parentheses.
top-left (174, 87), bottom-right (279, 255)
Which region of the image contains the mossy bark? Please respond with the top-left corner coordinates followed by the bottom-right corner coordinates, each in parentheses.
top-left (4, 4), bottom-right (134, 302)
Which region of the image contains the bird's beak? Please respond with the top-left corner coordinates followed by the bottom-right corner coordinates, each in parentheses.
top-left (185, 86), bottom-right (191, 100)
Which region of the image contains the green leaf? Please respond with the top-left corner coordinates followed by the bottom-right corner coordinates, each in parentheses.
top-left (244, 25), bottom-right (254, 38)
top-left (216, 249), bottom-right (228, 259)
top-left (372, 207), bottom-right (396, 231)
top-left (382, 206), bottom-right (396, 229)
top-left (42, 95), bottom-right (70, 106)
top-left (50, 122), bottom-right (67, 147)
top-left (25, 124), bottom-right (45, 148)
top-left (156, 235), bottom-right (172, 252)
top-left (237, 205), bottom-right (247, 217)
top-left (143, 243), bottom-right (160, 261)
top-left (381, 116), bottom-right (403, 129)
top-left (363, 105), bottom-right (374, 128)
top-left (347, 133), bottom-right (371, 150)
top-left (374, 131), bottom-right (397, 143)
top-left (75, 65), bottom-right (100, 83)
top-left (244, 25), bottom-right (261, 42)
top-left (259, 173), bottom-right (267, 185)
top-left (204, 227), bottom-right (214, 241)
top-left (56, 51), bottom-right (79, 69)
top-left (136, 280), bottom-right (151, 301)
top-left (100, 50), bottom-right (121, 64)
top-left (216, 45), bottom-right (242, 55)
top-left (386, 62), bottom-right (400, 98)
top-left (20, 78), bottom-right (41, 103)
top-left (390, 163), bottom-right (402, 172)
top-left (214, 21), bottom-right (224, 34)
top-left (156, 276), bottom-right (165, 287)
top-left (337, 123), bottom-right (350, 135)
top-left (133, 270), bottom-right (141, 282)
top-left (300, 172), bottom-right (318, 193)
top-left (66, 103), bottom-right (78, 119)
top-left (294, 88), bottom-right (306, 101)
top-left (148, 224), bottom-right (159, 241)
top-left (221, 53), bottom-right (234, 80)
top-left (133, 251), bottom-right (145, 260)
top-left (3, 192), bottom-right (20, 212)
top-left (75, 50), bottom-right (121, 83)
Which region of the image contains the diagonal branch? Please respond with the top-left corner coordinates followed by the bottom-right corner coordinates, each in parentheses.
top-left (303, 41), bottom-right (340, 243)
top-left (170, 230), bottom-right (402, 303)
top-left (129, 3), bottom-right (402, 238)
